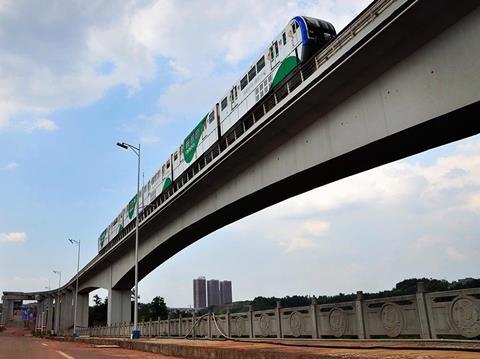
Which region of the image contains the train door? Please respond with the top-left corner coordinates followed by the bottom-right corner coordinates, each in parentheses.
top-left (268, 40), bottom-right (280, 69)
top-left (215, 103), bottom-right (222, 138)
top-left (230, 85), bottom-right (238, 110)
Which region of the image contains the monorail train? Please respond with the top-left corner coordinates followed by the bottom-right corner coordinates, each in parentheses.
top-left (98, 16), bottom-right (336, 252)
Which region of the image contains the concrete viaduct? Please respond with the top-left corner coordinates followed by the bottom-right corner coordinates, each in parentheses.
top-left (3, 0), bottom-right (480, 335)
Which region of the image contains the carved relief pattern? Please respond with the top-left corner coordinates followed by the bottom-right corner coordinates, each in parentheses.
top-left (380, 303), bottom-right (403, 337)
top-left (289, 311), bottom-right (303, 337)
top-left (329, 308), bottom-right (347, 338)
top-left (450, 296), bottom-right (480, 338)
top-left (258, 314), bottom-right (271, 336)
top-left (232, 317), bottom-right (246, 336)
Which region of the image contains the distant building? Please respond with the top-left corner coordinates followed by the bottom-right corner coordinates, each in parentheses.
top-left (207, 279), bottom-right (221, 307)
top-left (220, 280), bottom-right (232, 305)
top-left (194, 277), bottom-right (233, 308)
top-left (193, 276), bottom-right (206, 309)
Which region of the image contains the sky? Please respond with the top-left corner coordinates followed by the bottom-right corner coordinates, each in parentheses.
top-left (0, 0), bottom-right (479, 308)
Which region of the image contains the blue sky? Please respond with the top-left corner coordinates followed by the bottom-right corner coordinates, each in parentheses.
top-left (1, 0), bottom-right (479, 308)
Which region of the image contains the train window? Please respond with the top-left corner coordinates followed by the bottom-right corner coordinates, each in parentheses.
top-left (248, 66), bottom-right (256, 82)
top-left (256, 56), bottom-right (265, 72)
top-left (274, 41), bottom-right (279, 57)
top-left (269, 46), bottom-right (274, 61)
top-left (240, 75), bottom-right (248, 90)
top-left (282, 32), bottom-right (286, 45)
top-left (174, 151), bottom-right (178, 161)
top-left (292, 21), bottom-right (298, 34)
top-left (166, 160), bottom-right (170, 168)
top-left (221, 97), bottom-right (228, 110)
top-left (208, 111), bottom-right (215, 123)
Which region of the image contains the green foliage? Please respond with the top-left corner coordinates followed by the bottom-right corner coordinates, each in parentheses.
top-left (168, 310), bottom-right (192, 319)
top-left (89, 296), bottom-right (108, 326)
top-left (138, 296), bottom-right (168, 322)
top-left (223, 301), bottom-right (250, 314)
top-left (450, 278), bottom-right (480, 290)
top-left (92, 294), bottom-right (103, 306)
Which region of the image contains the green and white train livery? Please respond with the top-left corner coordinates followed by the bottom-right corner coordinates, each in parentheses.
top-left (98, 16), bottom-right (335, 252)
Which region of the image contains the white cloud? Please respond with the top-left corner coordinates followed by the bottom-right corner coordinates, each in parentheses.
top-left (285, 237), bottom-right (316, 252)
top-left (300, 220), bottom-right (331, 237)
top-left (0, 0), bottom-right (373, 130)
top-left (28, 118), bottom-right (58, 131)
top-left (35, 118), bottom-right (57, 131)
top-left (0, 232), bottom-right (26, 243)
top-left (467, 192), bottom-right (480, 212)
top-left (446, 246), bottom-right (466, 261)
top-left (271, 219), bottom-right (331, 252)
top-left (0, 1), bottom-right (156, 128)
top-left (0, 161), bottom-right (18, 171)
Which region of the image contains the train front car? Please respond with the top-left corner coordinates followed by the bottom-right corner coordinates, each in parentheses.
top-left (98, 227), bottom-right (109, 252)
top-left (294, 16), bottom-right (336, 62)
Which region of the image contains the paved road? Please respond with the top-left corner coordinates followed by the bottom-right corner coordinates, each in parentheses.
top-left (0, 328), bottom-right (180, 359)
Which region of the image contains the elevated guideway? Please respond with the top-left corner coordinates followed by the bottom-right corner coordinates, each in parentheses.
top-left (3, 0), bottom-right (480, 334)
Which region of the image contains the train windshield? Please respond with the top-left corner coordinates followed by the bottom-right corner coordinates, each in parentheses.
top-left (302, 16), bottom-right (336, 38)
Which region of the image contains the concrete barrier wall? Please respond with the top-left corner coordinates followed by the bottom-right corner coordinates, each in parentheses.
top-left (77, 284), bottom-right (480, 340)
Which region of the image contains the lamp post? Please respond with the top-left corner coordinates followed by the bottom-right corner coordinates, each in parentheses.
top-left (68, 238), bottom-right (80, 337)
top-left (116, 141), bottom-right (141, 339)
top-left (53, 270), bottom-right (62, 289)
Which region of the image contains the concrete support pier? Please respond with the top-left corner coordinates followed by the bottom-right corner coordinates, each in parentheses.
top-left (46, 296), bottom-right (55, 331)
top-left (1, 299), bottom-right (14, 324)
top-left (59, 290), bottom-right (74, 334)
top-left (54, 294), bottom-right (61, 334)
top-left (76, 293), bottom-right (89, 329)
top-left (108, 289), bottom-right (131, 326)
top-left (36, 300), bottom-right (44, 328)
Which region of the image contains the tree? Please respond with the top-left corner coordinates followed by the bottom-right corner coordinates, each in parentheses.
top-left (150, 296), bottom-right (168, 320)
top-left (93, 294), bottom-right (102, 306)
top-left (138, 296), bottom-right (169, 322)
top-left (89, 296), bottom-right (107, 326)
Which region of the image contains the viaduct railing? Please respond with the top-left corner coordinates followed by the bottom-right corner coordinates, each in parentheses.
top-left (77, 283), bottom-right (480, 340)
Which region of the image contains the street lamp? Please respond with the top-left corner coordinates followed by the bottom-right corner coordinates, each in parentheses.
top-left (116, 141), bottom-right (141, 339)
top-left (68, 238), bottom-right (80, 337)
top-left (53, 270), bottom-right (62, 288)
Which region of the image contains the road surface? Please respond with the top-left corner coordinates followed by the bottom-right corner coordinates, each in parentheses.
top-left (0, 327), bottom-right (180, 359)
